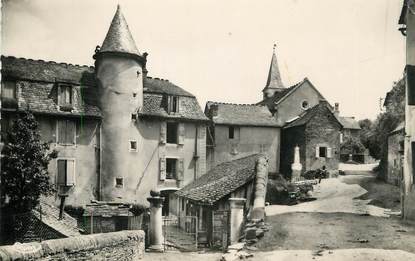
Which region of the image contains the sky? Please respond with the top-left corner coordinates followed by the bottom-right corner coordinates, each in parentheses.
top-left (1, 0), bottom-right (406, 120)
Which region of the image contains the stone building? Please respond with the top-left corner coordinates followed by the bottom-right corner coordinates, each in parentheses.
top-left (175, 154), bottom-right (267, 248)
top-left (280, 101), bottom-right (342, 178)
top-left (399, 0), bottom-right (415, 221)
top-left (204, 102), bottom-right (282, 173)
top-left (387, 122), bottom-right (405, 186)
top-left (1, 6), bottom-right (208, 216)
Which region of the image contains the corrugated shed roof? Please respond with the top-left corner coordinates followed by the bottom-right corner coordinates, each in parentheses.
top-left (175, 154), bottom-right (262, 205)
top-left (284, 102), bottom-right (341, 129)
top-left (336, 116), bottom-right (361, 130)
top-left (99, 5), bottom-right (141, 56)
top-left (205, 101), bottom-right (282, 127)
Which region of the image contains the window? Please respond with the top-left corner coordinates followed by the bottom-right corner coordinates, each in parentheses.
top-left (229, 126), bottom-right (235, 139)
top-left (167, 96), bottom-right (179, 113)
top-left (1, 81), bottom-right (16, 100)
top-left (301, 100), bottom-right (309, 110)
top-left (319, 147), bottom-right (327, 157)
top-left (58, 84), bottom-right (73, 109)
top-left (57, 120), bottom-right (76, 145)
top-left (57, 159), bottom-right (75, 186)
top-left (130, 140), bottom-right (138, 152)
top-left (133, 92), bottom-right (137, 98)
top-left (167, 122), bottom-right (178, 144)
top-left (131, 113), bottom-right (137, 121)
top-left (166, 158), bottom-right (177, 179)
top-left (115, 177), bottom-right (124, 188)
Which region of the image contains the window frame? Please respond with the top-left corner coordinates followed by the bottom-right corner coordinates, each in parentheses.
top-left (319, 146), bottom-right (327, 158)
top-left (229, 126), bottom-right (235, 139)
top-left (58, 84), bottom-right (74, 109)
top-left (166, 158), bottom-right (178, 180)
top-left (166, 122), bottom-right (179, 144)
top-left (167, 95), bottom-right (179, 114)
top-left (129, 140), bottom-right (138, 152)
top-left (56, 158), bottom-right (76, 187)
top-left (56, 119), bottom-right (77, 146)
top-left (115, 177), bottom-right (124, 188)
top-left (301, 100), bottom-right (309, 110)
top-left (1, 81), bottom-right (17, 100)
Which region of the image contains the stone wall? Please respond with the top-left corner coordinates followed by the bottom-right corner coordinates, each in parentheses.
top-left (387, 132), bottom-right (404, 186)
top-left (0, 230), bottom-right (145, 261)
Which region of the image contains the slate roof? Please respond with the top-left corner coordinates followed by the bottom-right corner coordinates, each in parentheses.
top-left (389, 121), bottom-right (405, 135)
top-left (205, 101), bottom-right (282, 127)
top-left (336, 116), bottom-right (361, 130)
top-left (83, 203), bottom-right (132, 217)
top-left (284, 102), bottom-right (341, 129)
top-left (175, 154), bottom-right (261, 205)
top-left (1, 56), bottom-right (208, 121)
top-left (99, 5), bottom-right (141, 56)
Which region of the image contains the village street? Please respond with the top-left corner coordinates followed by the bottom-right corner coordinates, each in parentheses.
top-left (147, 164), bottom-right (415, 260)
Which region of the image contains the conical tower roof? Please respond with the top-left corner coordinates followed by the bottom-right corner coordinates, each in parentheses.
top-left (100, 5), bottom-right (141, 56)
top-left (264, 44), bottom-right (284, 90)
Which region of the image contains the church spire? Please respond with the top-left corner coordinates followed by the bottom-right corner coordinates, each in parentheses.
top-left (263, 44), bottom-right (284, 98)
top-left (99, 5), bottom-right (141, 56)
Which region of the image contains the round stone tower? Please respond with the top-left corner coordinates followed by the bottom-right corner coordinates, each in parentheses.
top-left (94, 5), bottom-right (147, 201)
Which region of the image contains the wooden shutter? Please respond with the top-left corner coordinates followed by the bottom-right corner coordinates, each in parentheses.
top-left (160, 122), bottom-right (167, 144)
top-left (315, 147), bottom-right (319, 158)
top-left (57, 160), bottom-right (66, 185)
top-left (66, 160), bottom-right (75, 185)
top-left (58, 120), bottom-right (66, 144)
top-left (327, 148), bottom-right (333, 158)
top-left (177, 158), bottom-right (184, 181)
top-left (178, 123), bottom-right (185, 145)
top-left (66, 120), bottom-right (76, 144)
top-left (159, 157), bottom-right (166, 180)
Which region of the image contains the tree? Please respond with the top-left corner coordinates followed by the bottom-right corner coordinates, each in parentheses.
top-left (1, 111), bottom-right (56, 214)
top-left (340, 136), bottom-right (365, 155)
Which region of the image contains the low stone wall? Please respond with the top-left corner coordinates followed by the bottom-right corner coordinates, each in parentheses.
top-left (0, 230), bottom-right (145, 260)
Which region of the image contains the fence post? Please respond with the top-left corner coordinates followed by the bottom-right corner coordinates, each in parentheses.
top-left (195, 216), bottom-right (198, 250)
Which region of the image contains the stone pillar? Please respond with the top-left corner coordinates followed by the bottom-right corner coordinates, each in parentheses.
top-left (147, 190), bottom-right (164, 252)
top-left (229, 197), bottom-right (246, 244)
top-left (291, 145), bottom-right (302, 182)
top-left (250, 156), bottom-right (269, 221)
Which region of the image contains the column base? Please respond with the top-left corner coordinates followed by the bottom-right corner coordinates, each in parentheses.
top-left (146, 244), bottom-right (164, 252)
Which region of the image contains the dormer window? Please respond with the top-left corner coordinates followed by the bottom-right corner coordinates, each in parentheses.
top-left (58, 84), bottom-right (73, 111)
top-left (167, 95), bottom-right (179, 114)
top-left (1, 81), bottom-right (17, 108)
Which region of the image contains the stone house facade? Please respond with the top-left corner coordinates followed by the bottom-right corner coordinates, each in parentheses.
top-left (399, 0), bottom-right (415, 221)
top-left (387, 122), bottom-right (405, 186)
top-left (204, 102), bottom-right (282, 174)
top-left (0, 6), bottom-right (208, 216)
top-left (280, 101), bottom-right (342, 178)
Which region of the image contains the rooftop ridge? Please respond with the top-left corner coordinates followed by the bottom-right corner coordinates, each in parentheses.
top-left (1, 55), bottom-right (95, 70)
top-left (207, 101), bottom-right (260, 106)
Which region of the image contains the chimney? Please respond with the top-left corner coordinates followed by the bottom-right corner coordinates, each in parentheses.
top-left (334, 102), bottom-right (340, 116)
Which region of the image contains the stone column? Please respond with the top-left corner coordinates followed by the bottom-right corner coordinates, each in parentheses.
top-left (250, 156), bottom-right (269, 221)
top-left (291, 145), bottom-right (302, 182)
top-left (229, 197), bottom-right (246, 244)
top-left (147, 190), bottom-right (164, 252)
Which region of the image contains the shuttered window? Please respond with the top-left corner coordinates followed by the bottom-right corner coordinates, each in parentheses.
top-left (57, 120), bottom-right (76, 145)
top-left (167, 122), bottom-right (178, 144)
top-left (316, 146), bottom-right (332, 158)
top-left (57, 159), bottom-right (75, 186)
top-left (58, 85), bottom-right (73, 106)
top-left (166, 158), bottom-right (177, 179)
top-left (1, 81), bottom-right (16, 100)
